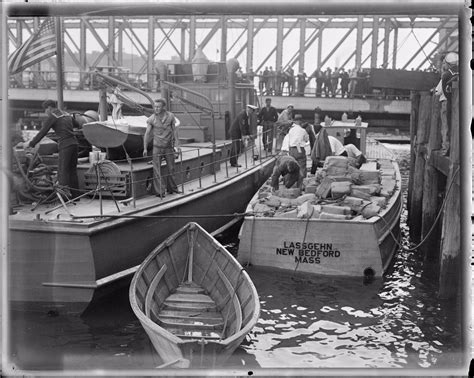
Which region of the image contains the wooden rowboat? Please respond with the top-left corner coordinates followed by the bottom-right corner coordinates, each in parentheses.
top-left (129, 222), bottom-right (260, 368)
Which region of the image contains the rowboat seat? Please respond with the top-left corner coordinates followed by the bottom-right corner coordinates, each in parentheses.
top-left (159, 282), bottom-right (225, 340)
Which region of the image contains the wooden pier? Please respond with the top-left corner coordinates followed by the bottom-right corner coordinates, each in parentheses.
top-left (407, 83), bottom-right (464, 300)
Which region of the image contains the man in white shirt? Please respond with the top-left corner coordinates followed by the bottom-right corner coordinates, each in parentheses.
top-left (282, 114), bottom-right (309, 180)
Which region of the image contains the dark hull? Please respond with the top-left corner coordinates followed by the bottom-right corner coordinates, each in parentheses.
top-left (8, 159), bottom-right (275, 314)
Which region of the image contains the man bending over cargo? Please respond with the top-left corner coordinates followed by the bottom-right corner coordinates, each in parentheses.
top-left (271, 155), bottom-right (302, 191)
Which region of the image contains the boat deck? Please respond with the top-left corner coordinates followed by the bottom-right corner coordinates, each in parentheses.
top-left (10, 141), bottom-right (275, 226)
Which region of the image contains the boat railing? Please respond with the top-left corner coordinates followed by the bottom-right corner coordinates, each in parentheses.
top-left (73, 128), bottom-right (275, 201)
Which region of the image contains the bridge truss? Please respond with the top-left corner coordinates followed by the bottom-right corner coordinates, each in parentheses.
top-left (7, 15), bottom-right (458, 86)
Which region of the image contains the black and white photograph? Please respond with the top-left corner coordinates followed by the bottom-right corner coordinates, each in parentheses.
top-left (0, 0), bottom-right (471, 376)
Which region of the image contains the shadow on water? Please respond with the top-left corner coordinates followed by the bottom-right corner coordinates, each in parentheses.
top-left (5, 143), bottom-right (464, 373)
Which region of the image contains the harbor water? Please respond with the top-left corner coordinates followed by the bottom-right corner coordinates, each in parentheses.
top-left (5, 143), bottom-right (464, 373)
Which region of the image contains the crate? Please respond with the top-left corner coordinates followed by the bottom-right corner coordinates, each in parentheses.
top-left (84, 172), bottom-right (130, 198)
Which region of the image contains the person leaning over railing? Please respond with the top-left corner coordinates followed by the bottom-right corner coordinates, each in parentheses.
top-left (17, 99), bottom-right (79, 199)
top-left (143, 98), bottom-right (182, 197)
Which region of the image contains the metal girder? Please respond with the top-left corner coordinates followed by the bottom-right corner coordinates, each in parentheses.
top-left (233, 17), bottom-right (269, 64)
top-left (81, 17), bottom-right (116, 68)
top-left (197, 20), bottom-right (221, 50)
top-left (12, 17), bottom-right (457, 30)
top-left (415, 25), bottom-right (458, 70)
top-left (220, 16), bottom-right (227, 63)
top-left (63, 28), bottom-right (84, 70)
top-left (285, 17), bottom-right (334, 72)
top-left (339, 28), bottom-right (374, 70)
top-left (370, 16), bottom-right (379, 68)
top-left (6, 14), bottom-right (459, 81)
top-left (318, 20), bottom-right (357, 70)
top-left (392, 25), bottom-right (398, 68)
top-left (401, 17), bottom-right (451, 70)
top-left (255, 18), bottom-right (299, 73)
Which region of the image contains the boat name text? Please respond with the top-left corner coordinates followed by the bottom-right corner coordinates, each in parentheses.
top-left (276, 241), bottom-right (340, 264)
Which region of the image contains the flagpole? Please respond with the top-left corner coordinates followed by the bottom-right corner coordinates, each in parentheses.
top-left (55, 17), bottom-right (64, 109)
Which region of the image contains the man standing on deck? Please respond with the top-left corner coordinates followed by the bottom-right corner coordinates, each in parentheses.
top-left (229, 104), bottom-right (257, 167)
top-left (282, 114), bottom-right (309, 180)
top-left (143, 98), bottom-right (181, 197)
top-left (18, 99), bottom-right (79, 199)
top-left (258, 98), bottom-right (278, 153)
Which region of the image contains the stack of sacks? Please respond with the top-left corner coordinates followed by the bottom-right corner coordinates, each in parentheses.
top-left (276, 187), bottom-right (301, 198)
top-left (323, 156), bottom-right (349, 176)
top-left (330, 180), bottom-right (352, 198)
top-left (319, 204), bottom-right (352, 220)
top-left (297, 202), bottom-right (322, 219)
top-left (303, 176), bottom-right (319, 194)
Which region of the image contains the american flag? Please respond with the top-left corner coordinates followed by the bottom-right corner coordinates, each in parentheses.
top-left (8, 18), bottom-right (57, 75)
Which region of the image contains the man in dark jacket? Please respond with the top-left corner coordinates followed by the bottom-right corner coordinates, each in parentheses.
top-left (19, 99), bottom-right (79, 198)
top-left (258, 98), bottom-right (278, 153)
top-left (229, 104), bottom-right (257, 167)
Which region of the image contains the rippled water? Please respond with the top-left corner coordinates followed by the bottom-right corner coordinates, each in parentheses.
top-left (5, 144), bottom-right (465, 373)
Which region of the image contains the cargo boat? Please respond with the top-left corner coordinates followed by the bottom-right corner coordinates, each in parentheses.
top-left (238, 122), bottom-right (402, 277)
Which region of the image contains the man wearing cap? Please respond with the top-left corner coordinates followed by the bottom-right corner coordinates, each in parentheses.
top-left (282, 114), bottom-right (309, 180)
top-left (229, 104), bottom-right (256, 167)
top-left (143, 98), bottom-right (181, 197)
top-left (258, 98), bottom-right (278, 153)
top-left (435, 52), bottom-right (458, 155)
top-left (18, 99), bottom-right (79, 199)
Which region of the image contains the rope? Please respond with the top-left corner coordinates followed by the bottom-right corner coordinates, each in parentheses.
top-left (378, 165), bottom-right (460, 252)
top-left (410, 29), bottom-right (437, 71)
top-left (71, 211), bottom-right (250, 220)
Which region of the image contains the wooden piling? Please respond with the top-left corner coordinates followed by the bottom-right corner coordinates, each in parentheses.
top-left (438, 83), bottom-right (460, 299)
top-left (407, 91), bottom-right (420, 228)
top-left (408, 91), bottom-right (431, 243)
top-left (420, 94), bottom-right (442, 262)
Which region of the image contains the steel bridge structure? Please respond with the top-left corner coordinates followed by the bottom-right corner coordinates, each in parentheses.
top-left (7, 15), bottom-right (459, 88)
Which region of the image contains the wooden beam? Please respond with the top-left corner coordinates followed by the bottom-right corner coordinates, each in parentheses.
top-left (421, 94), bottom-right (442, 262)
top-left (409, 91), bottom-right (432, 243)
top-left (438, 83), bottom-right (460, 299)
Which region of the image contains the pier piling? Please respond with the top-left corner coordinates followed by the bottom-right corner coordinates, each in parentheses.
top-left (408, 82), bottom-right (461, 299)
